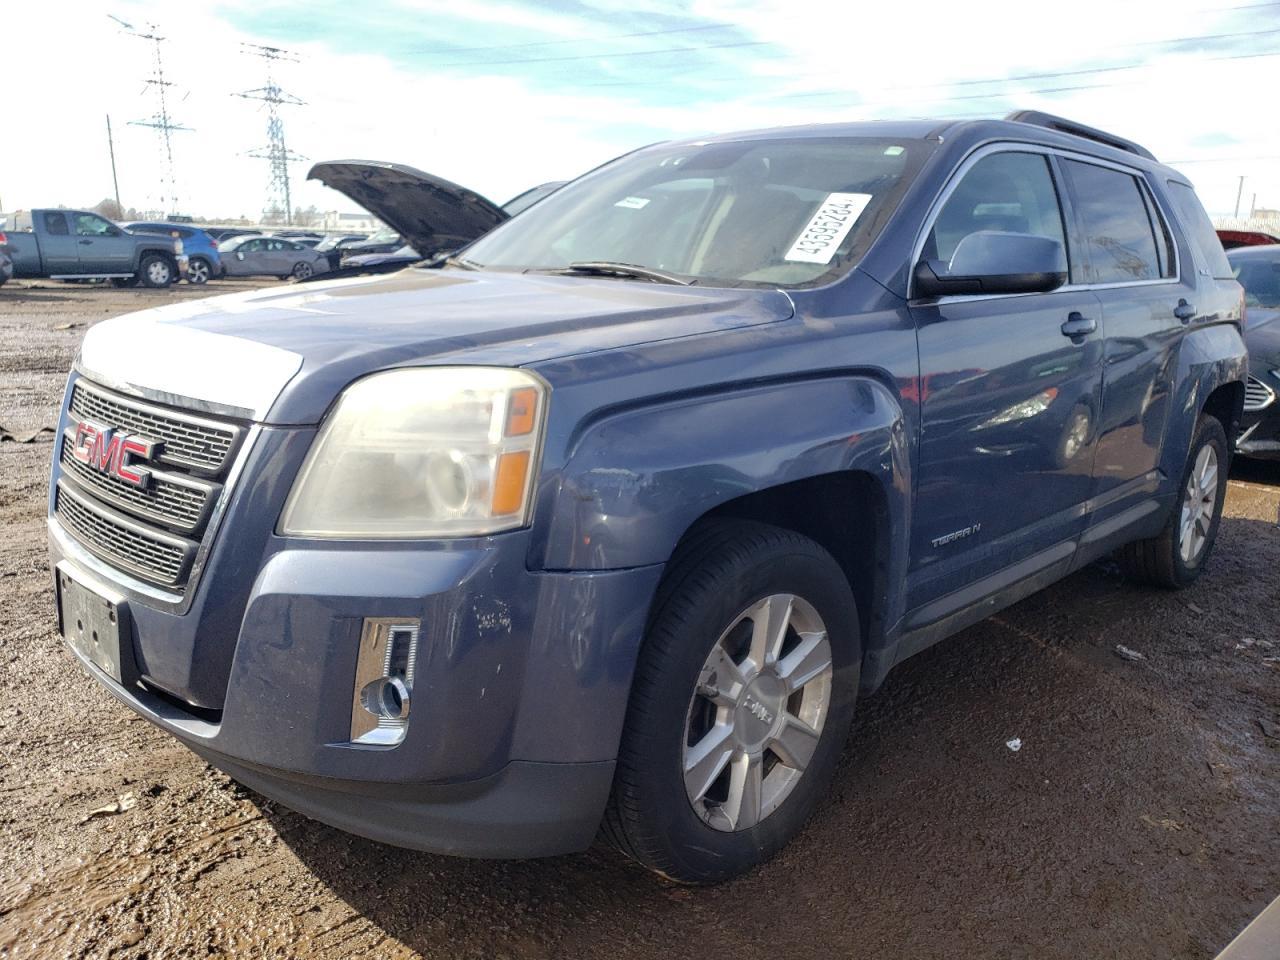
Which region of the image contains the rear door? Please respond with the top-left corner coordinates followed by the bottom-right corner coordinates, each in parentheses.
top-left (38, 211), bottom-right (79, 275)
top-left (1057, 157), bottom-right (1189, 527)
top-left (908, 148), bottom-right (1105, 609)
top-left (73, 212), bottom-right (134, 274)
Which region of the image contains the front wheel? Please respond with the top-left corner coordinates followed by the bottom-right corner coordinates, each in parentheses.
top-left (1118, 414), bottom-right (1229, 587)
top-left (138, 254), bottom-right (174, 289)
top-left (603, 520), bottom-right (860, 883)
top-left (187, 257), bottom-right (211, 284)
top-left (292, 260), bottom-right (314, 280)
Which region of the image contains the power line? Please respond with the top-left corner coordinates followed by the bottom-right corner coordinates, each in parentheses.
top-left (438, 36), bottom-right (773, 67)
top-left (111, 15), bottom-right (192, 215)
top-left (419, 21), bottom-right (741, 55)
top-left (235, 43), bottom-right (307, 225)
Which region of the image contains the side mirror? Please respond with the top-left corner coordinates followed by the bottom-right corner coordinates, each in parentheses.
top-left (914, 232), bottom-right (1067, 298)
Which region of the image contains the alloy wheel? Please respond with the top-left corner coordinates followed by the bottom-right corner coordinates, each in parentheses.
top-left (294, 261), bottom-right (314, 279)
top-left (682, 593), bottom-right (833, 832)
top-left (1179, 444), bottom-right (1219, 564)
top-left (147, 260), bottom-right (171, 285)
top-left (188, 259), bottom-right (209, 284)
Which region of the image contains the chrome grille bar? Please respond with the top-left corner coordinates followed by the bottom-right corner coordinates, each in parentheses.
top-left (69, 380), bottom-right (242, 475)
top-left (55, 481), bottom-right (195, 587)
top-left (1244, 375), bottom-right (1276, 412)
top-left (58, 433), bottom-right (217, 535)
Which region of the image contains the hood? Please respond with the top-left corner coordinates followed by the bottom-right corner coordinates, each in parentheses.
top-left (76, 269), bottom-right (794, 425)
top-left (308, 160), bottom-right (508, 256)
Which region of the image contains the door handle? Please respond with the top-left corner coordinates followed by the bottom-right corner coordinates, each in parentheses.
top-left (78, 239), bottom-right (92, 245)
top-left (1174, 300), bottom-right (1196, 323)
top-left (1060, 312), bottom-right (1096, 340)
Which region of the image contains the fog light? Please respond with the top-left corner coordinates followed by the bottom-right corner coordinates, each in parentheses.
top-left (350, 619), bottom-right (419, 745)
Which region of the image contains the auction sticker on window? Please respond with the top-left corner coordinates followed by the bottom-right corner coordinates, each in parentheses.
top-left (784, 192), bottom-right (873, 264)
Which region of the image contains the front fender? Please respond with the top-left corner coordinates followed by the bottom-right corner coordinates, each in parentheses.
top-left (536, 375), bottom-right (911, 573)
top-left (1160, 322), bottom-right (1248, 479)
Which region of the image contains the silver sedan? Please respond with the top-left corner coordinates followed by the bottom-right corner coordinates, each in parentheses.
top-left (220, 235), bottom-right (331, 280)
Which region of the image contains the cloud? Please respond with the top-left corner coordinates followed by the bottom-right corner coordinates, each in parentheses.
top-left (3, 0), bottom-right (1278, 220)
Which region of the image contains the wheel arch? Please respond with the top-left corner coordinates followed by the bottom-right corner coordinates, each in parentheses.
top-left (1162, 322), bottom-right (1248, 479)
top-left (534, 373), bottom-right (912, 682)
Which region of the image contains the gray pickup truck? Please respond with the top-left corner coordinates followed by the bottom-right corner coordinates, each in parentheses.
top-left (0, 209), bottom-right (187, 287)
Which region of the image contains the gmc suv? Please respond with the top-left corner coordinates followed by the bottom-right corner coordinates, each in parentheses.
top-left (48, 111), bottom-right (1246, 883)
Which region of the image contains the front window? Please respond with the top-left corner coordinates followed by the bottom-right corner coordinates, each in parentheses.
top-left (463, 136), bottom-right (932, 288)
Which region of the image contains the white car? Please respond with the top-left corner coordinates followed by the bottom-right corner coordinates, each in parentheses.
top-left (220, 235), bottom-right (331, 280)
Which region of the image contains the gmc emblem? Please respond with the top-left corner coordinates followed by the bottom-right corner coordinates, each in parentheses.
top-left (71, 420), bottom-right (159, 489)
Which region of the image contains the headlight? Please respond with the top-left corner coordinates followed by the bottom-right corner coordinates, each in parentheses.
top-left (279, 367), bottom-right (546, 539)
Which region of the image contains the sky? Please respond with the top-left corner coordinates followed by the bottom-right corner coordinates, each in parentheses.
top-left (3, 0), bottom-right (1279, 222)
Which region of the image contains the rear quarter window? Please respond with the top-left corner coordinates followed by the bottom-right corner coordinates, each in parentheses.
top-left (1166, 181), bottom-right (1234, 279)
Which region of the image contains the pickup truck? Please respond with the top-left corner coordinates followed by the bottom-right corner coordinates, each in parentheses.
top-left (0, 209), bottom-right (186, 287)
top-left (47, 111), bottom-right (1246, 884)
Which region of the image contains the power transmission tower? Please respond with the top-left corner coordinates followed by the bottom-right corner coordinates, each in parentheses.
top-left (110, 15), bottom-right (192, 216)
top-left (235, 44), bottom-right (307, 225)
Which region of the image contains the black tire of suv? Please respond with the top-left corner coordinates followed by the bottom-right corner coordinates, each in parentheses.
top-left (138, 254), bottom-right (174, 289)
top-left (1118, 414), bottom-right (1229, 588)
top-left (187, 257), bottom-right (211, 285)
top-left (602, 519), bottom-right (860, 884)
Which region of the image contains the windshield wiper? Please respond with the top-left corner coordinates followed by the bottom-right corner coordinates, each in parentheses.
top-left (535, 261), bottom-right (692, 285)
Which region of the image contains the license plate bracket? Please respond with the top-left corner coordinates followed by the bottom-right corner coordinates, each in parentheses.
top-left (56, 563), bottom-right (136, 685)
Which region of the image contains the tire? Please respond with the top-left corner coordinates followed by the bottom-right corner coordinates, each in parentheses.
top-left (602, 519), bottom-right (860, 883)
top-left (139, 254), bottom-right (174, 289)
top-left (1118, 414), bottom-right (1229, 588)
top-left (187, 257), bottom-right (211, 285)
top-left (292, 260), bottom-right (314, 280)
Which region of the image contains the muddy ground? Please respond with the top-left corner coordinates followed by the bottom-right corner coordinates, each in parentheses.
top-left (0, 279), bottom-right (1277, 960)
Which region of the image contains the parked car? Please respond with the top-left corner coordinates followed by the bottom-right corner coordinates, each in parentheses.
top-left (218, 234), bottom-right (331, 280)
top-left (309, 161), bottom-right (560, 264)
top-left (1217, 228), bottom-right (1280, 250)
top-left (123, 222), bottom-right (223, 284)
top-left (314, 233), bottom-right (371, 270)
top-left (337, 243), bottom-right (422, 275)
top-left (1226, 244), bottom-right (1280, 458)
top-left (203, 227), bottom-right (262, 243)
top-left (307, 161), bottom-right (564, 275)
top-left (48, 111), bottom-right (1245, 884)
top-left (0, 209), bottom-right (186, 287)
top-left (336, 226), bottom-right (403, 256)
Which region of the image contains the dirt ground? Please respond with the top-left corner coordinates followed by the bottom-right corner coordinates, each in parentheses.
top-left (0, 278), bottom-right (1277, 960)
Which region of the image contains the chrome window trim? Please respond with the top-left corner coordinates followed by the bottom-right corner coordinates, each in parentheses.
top-left (51, 422), bottom-right (262, 616)
top-left (908, 140), bottom-right (1181, 303)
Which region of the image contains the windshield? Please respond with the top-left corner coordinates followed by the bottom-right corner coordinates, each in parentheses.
top-left (1231, 253), bottom-right (1280, 308)
top-left (366, 228), bottom-right (399, 243)
top-left (463, 136), bottom-right (930, 287)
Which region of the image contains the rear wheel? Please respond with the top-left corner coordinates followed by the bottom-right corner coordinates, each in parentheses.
top-left (603, 520), bottom-right (860, 883)
top-left (187, 257), bottom-right (211, 284)
top-left (139, 254), bottom-right (174, 289)
top-left (1119, 414), bottom-right (1229, 587)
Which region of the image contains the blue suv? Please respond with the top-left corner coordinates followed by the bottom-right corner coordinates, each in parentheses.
top-left (123, 222), bottom-right (223, 284)
top-left (50, 112), bottom-right (1245, 883)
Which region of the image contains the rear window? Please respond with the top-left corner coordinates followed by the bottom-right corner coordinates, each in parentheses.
top-left (1061, 160), bottom-right (1168, 284)
top-left (1231, 254), bottom-right (1280, 308)
top-left (1166, 181), bottom-right (1234, 279)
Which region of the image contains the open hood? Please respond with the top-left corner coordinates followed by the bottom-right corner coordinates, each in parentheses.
top-left (308, 160), bottom-right (509, 256)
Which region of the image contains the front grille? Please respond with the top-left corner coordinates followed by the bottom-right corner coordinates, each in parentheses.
top-left (55, 379), bottom-right (247, 591)
top-left (58, 438), bottom-right (215, 534)
top-left (69, 381), bottom-right (240, 474)
top-left (55, 482), bottom-right (192, 586)
top-left (1244, 374), bottom-right (1276, 412)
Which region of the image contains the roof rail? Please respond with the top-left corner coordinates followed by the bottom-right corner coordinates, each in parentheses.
top-left (1004, 110), bottom-right (1157, 162)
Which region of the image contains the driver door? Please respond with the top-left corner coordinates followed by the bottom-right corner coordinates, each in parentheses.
top-left (73, 213), bottom-right (133, 274)
top-left (907, 149), bottom-right (1106, 610)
